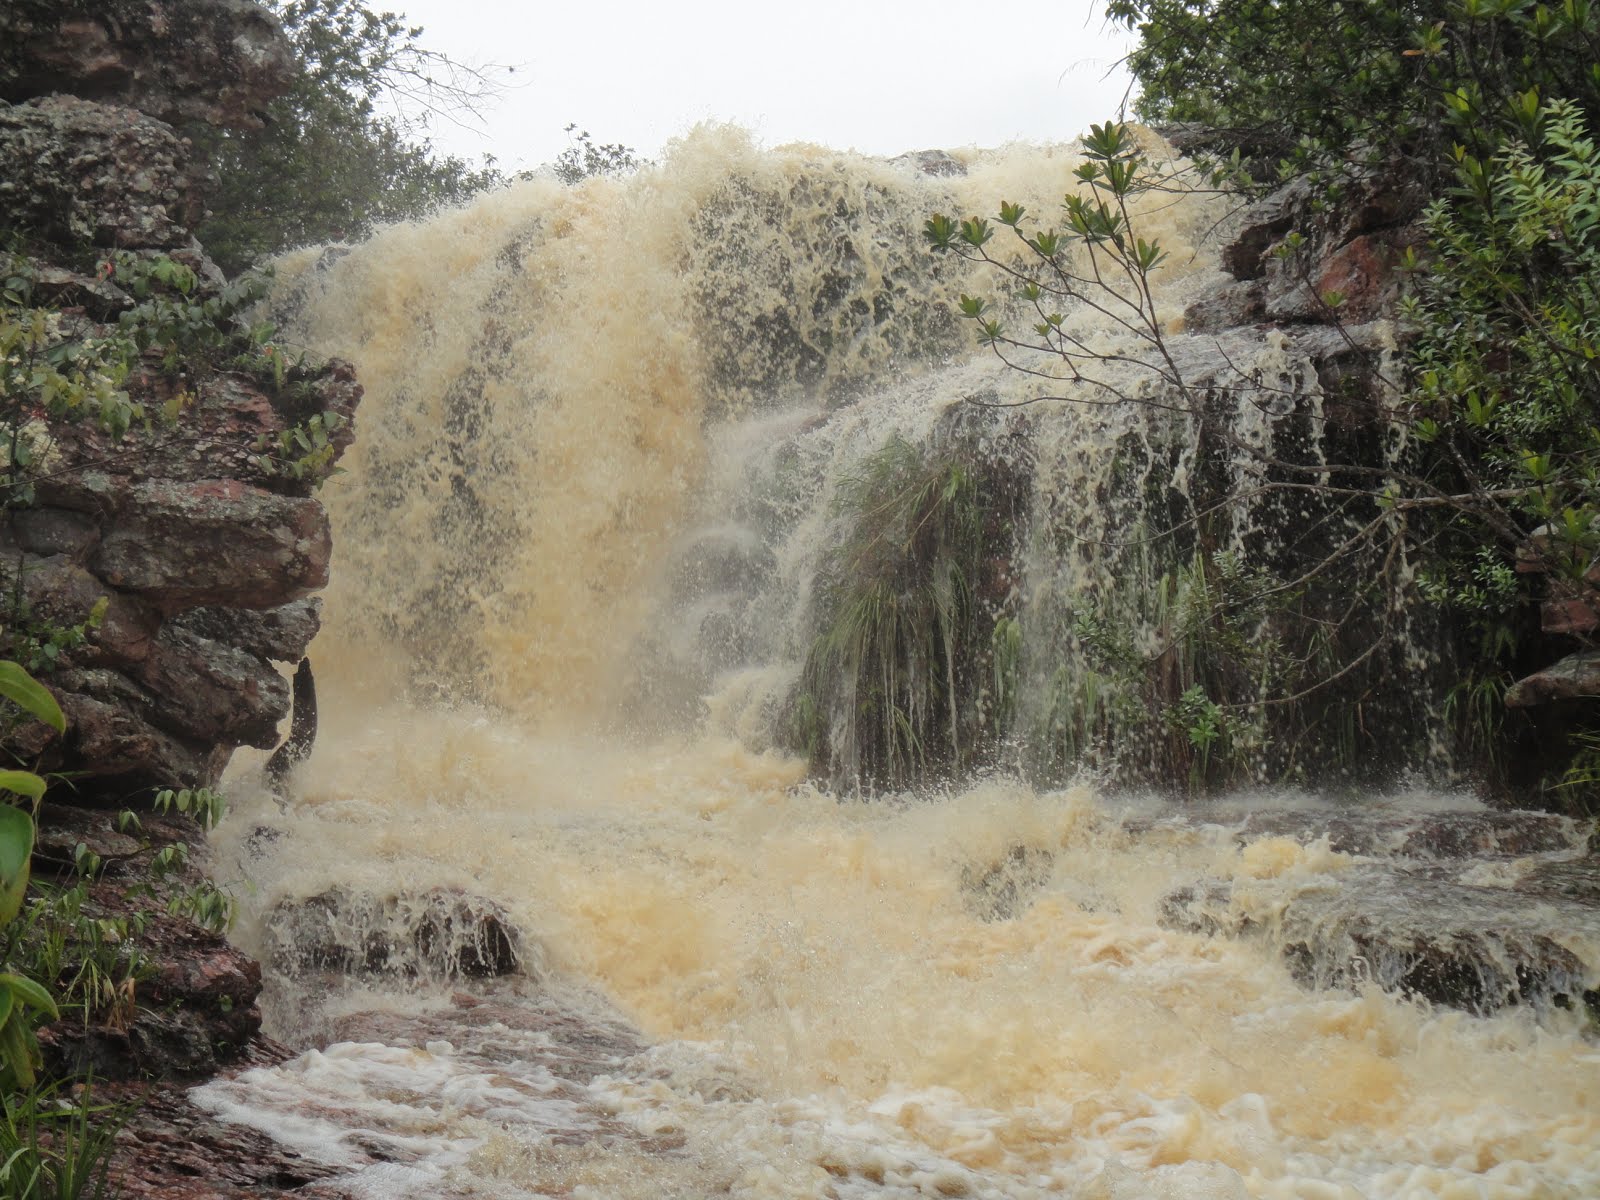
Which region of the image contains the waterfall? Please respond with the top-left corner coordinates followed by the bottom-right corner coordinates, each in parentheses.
top-left (201, 126), bottom-right (1600, 1200)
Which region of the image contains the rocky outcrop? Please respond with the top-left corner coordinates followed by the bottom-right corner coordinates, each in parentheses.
top-left (1, 0), bottom-right (360, 799)
top-left (1155, 807), bottom-right (1599, 1017)
top-left (1197, 162), bottom-right (1428, 327)
top-left (34, 809), bottom-right (271, 1082)
top-left (0, 0), bottom-right (293, 131)
top-left (1, 366), bottom-right (359, 793)
top-left (0, 95), bottom-right (200, 249)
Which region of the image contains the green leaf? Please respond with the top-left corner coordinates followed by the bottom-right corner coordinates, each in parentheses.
top-left (0, 771), bottom-right (45, 802)
top-left (0, 805), bottom-right (33, 927)
top-left (0, 974), bottom-right (57, 1019)
top-left (0, 986), bottom-right (13, 1032)
top-left (959, 217), bottom-right (994, 247)
top-left (0, 1011), bottom-right (37, 1087)
top-left (0, 662), bottom-right (64, 732)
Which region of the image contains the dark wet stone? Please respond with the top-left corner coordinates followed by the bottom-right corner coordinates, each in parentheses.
top-left (961, 845), bottom-right (1056, 921)
top-left (1124, 807), bottom-right (1582, 860)
top-left (1505, 649), bottom-right (1600, 707)
top-left (1163, 858), bottom-right (1600, 1017)
top-left (170, 597), bottom-right (323, 666)
top-left (267, 887), bottom-right (525, 981)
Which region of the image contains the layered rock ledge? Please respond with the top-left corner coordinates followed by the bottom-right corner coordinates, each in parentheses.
top-left (1, 0), bottom-right (360, 798)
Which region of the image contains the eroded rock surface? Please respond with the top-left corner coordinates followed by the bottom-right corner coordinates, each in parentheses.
top-left (0, 0), bottom-right (360, 798)
top-left (0, 95), bottom-right (199, 248)
top-left (0, 0), bottom-right (293, 130)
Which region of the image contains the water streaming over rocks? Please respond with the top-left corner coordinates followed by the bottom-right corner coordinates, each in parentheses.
top-left (199, 128), bottom-right (1599, 1198)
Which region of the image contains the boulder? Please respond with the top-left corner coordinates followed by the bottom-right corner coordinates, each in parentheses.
top-left (47, 668), bottom-right (226, 785)
top-left (0, 0), bottom-right (294, 132)
top-left (0, 95), bottom-right (200, 249)
top-left (1505, 649), bottom-right (1600, 707)
top-left (92, 480), bottom-right (331, 613)
top-left (136, 624), bottom-right (289, 747)
top-left (266, 887), bottom-right (526, 981)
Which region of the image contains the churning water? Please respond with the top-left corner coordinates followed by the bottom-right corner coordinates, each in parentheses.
top-left (201, 127), bottom-right (1600, 1198)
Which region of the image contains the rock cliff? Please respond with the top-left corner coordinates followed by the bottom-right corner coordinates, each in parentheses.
top-left (1, 0), bottom-right (360, 799)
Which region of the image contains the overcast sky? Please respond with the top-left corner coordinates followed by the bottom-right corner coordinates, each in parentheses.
top-left (387, 0), bottom-right (1138, 171)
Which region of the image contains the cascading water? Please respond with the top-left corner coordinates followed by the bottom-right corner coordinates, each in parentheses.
top-left (199, 126), bottom-right (1600, 1198)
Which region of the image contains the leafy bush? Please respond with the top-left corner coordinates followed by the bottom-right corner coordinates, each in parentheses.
top-left (1406, 99), bottom-right (1600, 588)
top-left (550, 125), bottom-right (644, 185)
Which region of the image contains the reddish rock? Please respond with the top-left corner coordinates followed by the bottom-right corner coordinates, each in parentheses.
top-left (1314, 229), bottom-right (1415, 323)
top-left (92, 479), bottom-right (330, 613)
top-left (1541, 595), bottom-right (1600, 636)
top-left (108, 1076), bottom-right (340, 1200)
top-left (47, 670), bottom-right (229, 788)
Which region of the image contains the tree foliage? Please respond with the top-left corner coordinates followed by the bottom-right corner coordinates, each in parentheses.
top-left (193, 0), bottom-right (505, 275)
top-left (550, 124), bottom-right (644, 185)
top-left (1112, 0), bottom-right (1600, 183)
top-left (916, 1), bottom-right (1600, 804)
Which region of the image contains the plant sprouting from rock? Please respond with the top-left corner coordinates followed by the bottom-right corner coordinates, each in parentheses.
top-left (793, 437), bottom-right (990, 789)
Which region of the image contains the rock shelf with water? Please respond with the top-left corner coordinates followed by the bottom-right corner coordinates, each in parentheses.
top-left (1155, 806), bottom-right (1599, 1017)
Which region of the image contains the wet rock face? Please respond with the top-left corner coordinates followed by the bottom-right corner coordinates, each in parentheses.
top-left (0, 0), bottom-right (361, 798)
top-left (108, 1069), bottom-right (341, 1200)
top-left (1206, 164), bottom-right (1427, 325)
top-left (1156, 807), bottom-right (1600, 1018)
top-left (266, 887), bottom-right (526, 982)
top-left (35, 808), bottom-right (271, 1083)
top-left (0, 363), bottom-right (358, 792)
top-left (1126, 806), bottom-right (1581, 859)
top-left (0, 0), bottom-right (293, 131)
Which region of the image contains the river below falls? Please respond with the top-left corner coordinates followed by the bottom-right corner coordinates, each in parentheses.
top-left (192, 707), bottom-right (1600, 1200)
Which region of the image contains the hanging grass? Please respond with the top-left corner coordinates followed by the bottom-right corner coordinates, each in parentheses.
top-left (792, 435), bottom-right (989, 790)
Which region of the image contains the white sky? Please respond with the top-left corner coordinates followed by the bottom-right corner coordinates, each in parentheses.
top-left (389, 0), bottom-right (1139, 171)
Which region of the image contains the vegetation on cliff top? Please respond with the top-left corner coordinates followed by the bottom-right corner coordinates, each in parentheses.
top-left (891, 0), bottom-right (1600, 807)
top-left (194, 0), bottom-right (506, 274)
